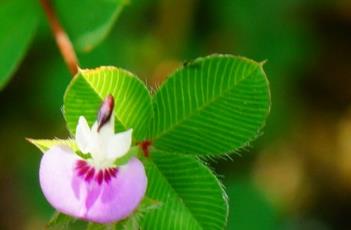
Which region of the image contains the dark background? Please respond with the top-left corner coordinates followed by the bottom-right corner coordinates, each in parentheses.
top-left (1, 0), bottom-right (351, 229)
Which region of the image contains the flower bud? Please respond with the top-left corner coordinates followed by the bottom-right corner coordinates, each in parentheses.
top-left (97, 95), bottom-right (114, 132)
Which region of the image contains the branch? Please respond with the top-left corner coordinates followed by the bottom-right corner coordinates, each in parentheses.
top-left (40, 0), bottom-right (79, 76)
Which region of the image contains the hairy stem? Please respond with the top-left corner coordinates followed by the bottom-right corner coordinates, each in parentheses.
top-left (40, 0), bottom-right (79, 76)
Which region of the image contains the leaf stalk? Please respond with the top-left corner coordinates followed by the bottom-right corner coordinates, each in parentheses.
top-left (40, 0), bottom-right (79, 76)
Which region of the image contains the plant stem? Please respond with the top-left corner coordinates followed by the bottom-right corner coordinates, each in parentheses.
top-left (40, 0), bottom-right (79, 76)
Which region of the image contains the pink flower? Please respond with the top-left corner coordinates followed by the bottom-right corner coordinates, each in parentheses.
top-left (39, 96), bottom-right (147, 223)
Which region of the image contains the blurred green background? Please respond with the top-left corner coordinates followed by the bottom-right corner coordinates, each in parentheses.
top-left (1, 0), bottom-right (351, 229)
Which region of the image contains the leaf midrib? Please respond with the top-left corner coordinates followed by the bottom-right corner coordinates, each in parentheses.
top-left (148, 156), bottom-right (205, 230)
top-left (80, 74), bottom-right (128, 130)
top-left (153, 65), bottom-right (261, 141)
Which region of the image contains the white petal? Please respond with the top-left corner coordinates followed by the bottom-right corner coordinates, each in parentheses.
top-left (76, 116), bottom-right (92, 154)
top-left (90, 118), bottom-right (115, 159)
top-left (107, 129), bottom-right (133, 159)
top-left (98, 115), bottom-right (115, 141)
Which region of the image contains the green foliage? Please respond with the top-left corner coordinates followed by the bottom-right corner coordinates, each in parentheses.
top-left (211, 0), bottom-right (314, 141)
top-left (52, 0), bottom-right (128, 52)
top-left (141, 150), bottom-right (228, 230)
top-left (60, 54), bottom-right (270, 228)
top-left (0, 0), bottom-right (38, 90)
top-left (27, 138), bottom-right (77, 152)
top-left (32, 54), bottom-right (270, 229)
top-left (47, 212), bottom-right (76, 229)
top-left (0, 0), bottom-right (126, 91)
top-left (87, 223), bottom-right (114, 230)
top-left (64, 67), bottom-right (153, 141)
top-left (151, 55), bottom-right (271, 155)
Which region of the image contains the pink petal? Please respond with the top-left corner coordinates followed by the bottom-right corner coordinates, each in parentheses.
top-left (39, 145), bottom-right (147, 223)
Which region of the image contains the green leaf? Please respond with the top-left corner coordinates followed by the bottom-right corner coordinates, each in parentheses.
top-left (64, 67), bottom-right (153, 141)
top-left (137, 197), bottom-right (162, 214)
top-left (87, 223), bottom-right (114, 230)
top-left (27, 138), bottom-right (77, 152)
top-left (53, 0), bottom-right (128, 52)
top-left (0, 0), bottom-right (38, 89)
top-left (47, 212), bottom-right (76, 229)
top-left (151, 54), bottom-right (271, 155)
top-left (141, 150), bottom-right (228, 229)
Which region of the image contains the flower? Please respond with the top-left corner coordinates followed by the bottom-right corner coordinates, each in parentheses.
top-left (39, 95), bottom-right (147, 224)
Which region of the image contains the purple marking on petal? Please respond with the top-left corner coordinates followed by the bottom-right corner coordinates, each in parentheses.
top-left (76, 160), bottom-right (87, 168)
top-left (74, 160), bottom-right (119, 185)
top-left (96, 170), bottom-right (104, 185)
top-left (109, 168), bottom-right (118, 178)
top-left (104, 169), bottom-right (111, 183)
top-left (78, 165), bottom-right (90, 176)
top-left (76, 160), bottom-right (90, 177)
top-left (85, 168), bottom-right (95, 182)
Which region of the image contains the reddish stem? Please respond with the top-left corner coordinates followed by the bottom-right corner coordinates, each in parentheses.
top-left (40, 0), bottom-right (79, 76)
top-left (139, 141), bottom-right (152, 157)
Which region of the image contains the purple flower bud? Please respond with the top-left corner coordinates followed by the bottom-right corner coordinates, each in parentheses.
top-left (97, 95), bottom-right (114, 132)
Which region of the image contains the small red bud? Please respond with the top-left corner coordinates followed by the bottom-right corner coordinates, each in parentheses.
top-left (139, 141), bottom-right (152, 157)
